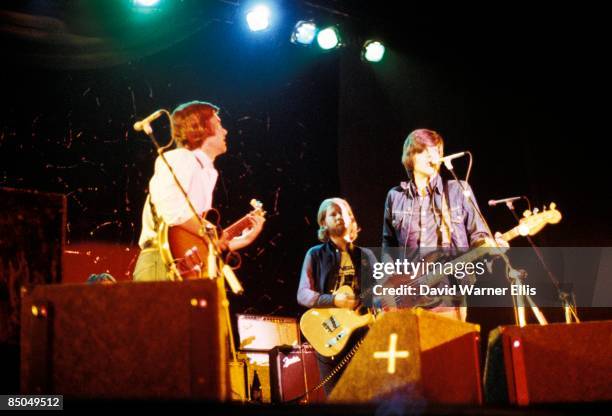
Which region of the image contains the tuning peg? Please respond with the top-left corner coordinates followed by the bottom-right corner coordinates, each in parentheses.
top-left (523, 210), bottom-right (532, 218)
top-left (550, 202), bottom-right (556, 210)
top-left (533, 208), bottom-right (540, 214)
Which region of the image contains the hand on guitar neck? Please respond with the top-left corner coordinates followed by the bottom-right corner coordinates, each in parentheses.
top-left (159, 199), bottom-right (266, 280)
top-left (221, 214), bottom-right (265, 251)
top-left (172, 213), bottom-right (263, 252)
top-left (479, 231), bottom-right (510, 252)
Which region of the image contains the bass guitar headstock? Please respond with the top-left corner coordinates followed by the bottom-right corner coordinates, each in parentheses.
top-left (517, 202), bottom-right (562, 236)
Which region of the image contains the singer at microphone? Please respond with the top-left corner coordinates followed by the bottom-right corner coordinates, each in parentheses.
top-left (383, 128), bottom-right (509, 321)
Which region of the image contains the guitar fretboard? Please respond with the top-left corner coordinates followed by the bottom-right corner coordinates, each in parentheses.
top-left (224, 216), bottom-right (252, 240)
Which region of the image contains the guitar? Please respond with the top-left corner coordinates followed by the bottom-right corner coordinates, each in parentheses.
top-left (385, 203), bottom-right (562, 308)
top-left (300, 285), bottom-right (374, 357)
top-left (300, 203), bottom-right (561, 356)
top-left (158, 199), bottom-right (265, 280)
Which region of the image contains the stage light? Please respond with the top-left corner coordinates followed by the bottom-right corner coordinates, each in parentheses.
top-left (317, 26), bottom-right (340, 50)
top-left (246, 5), bottom-right (271, 32)
top-left (133, 0), bottom-right (161, 7)
top-left (291, 21), bottom-right (317, 46)
top-left (363, 40), bottom-right (386, 63)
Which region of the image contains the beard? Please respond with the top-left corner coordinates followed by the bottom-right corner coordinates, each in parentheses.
top-left (328, 224), bottom-right (347, 238)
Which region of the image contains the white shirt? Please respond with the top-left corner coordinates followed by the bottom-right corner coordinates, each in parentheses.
top-left (138, 148), bottom-right (219, 248)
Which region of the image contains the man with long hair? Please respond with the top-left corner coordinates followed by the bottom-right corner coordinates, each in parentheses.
top-left (133, 101), bottom-right (264, 281)
top-left (298, 197), bottom-right (376, 395)
top-left (382, 129), bottom-right (506, 320)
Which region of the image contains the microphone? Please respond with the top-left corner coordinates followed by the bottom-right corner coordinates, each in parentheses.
top-left (434, 151), bottom-right (466, 164)
top-left (133, 109), bottom-right (164, 132)
top-left (432, 151), bottom-right (466, 169)
top-left (488, 196), bottom-right (522, 206)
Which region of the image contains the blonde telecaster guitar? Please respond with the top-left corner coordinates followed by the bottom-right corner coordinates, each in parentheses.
top-left (300, 285), bottom-right (374, 357)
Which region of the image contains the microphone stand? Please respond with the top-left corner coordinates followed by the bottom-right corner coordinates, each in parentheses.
top-left (441, 155), bottom-right (548, 326)
top-left (502, 200), bottom-right (579, 323)
top-left (499, 254), bottom-right (548, 326)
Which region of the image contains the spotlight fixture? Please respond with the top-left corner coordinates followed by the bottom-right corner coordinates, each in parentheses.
top-left (362, 40), bottom-right (386, 63)
top-left (133, 0), bottom-right (161, 7)
top-left (246, 5), bottom-right (271, 32)
top-left (316, 26), bottom-right (341, 50)
top-left (291, 20), bottom-right (317, 46)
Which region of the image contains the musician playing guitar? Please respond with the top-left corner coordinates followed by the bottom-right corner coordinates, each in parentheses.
top-left (133, 101), bottom-right (264, 281)
top-left (382, 129), bottom-right (508, 320)
top-left (297, 198), bottom-right (377, 395)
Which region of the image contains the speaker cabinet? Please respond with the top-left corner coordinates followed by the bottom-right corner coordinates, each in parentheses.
top-left (20, 280), bottom-right (229, 400)
top-left (484, 321), bottom-right (612, 405)
top-left (329, 308), bottom-right (482, 404)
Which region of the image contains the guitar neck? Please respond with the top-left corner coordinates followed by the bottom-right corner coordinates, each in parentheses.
top-left (500, 227), bottom-right (520, 242)
top-left (420, 226), bottom-right (521, 287)
top-left (224, 215), bottom-right (252, 240)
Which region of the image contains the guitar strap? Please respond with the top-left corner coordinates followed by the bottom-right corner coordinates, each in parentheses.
top-left (439, 181), bottom-right (453, 248)
top-left (147, 194), bottom-right (161, 234)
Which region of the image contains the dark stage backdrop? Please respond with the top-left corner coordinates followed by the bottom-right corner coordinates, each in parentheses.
top-left (1, 3), bottom-right (611, 323)
top-left (337, 14), bottom-right (612, 249)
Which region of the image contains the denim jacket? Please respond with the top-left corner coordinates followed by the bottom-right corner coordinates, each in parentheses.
top-left (297, 241), bottom-right (377, 308)
top-left (382, 178), bottom-right (490, 250)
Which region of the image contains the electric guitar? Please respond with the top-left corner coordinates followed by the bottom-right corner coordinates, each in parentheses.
top-left (299, 285), bottom-right (374, 357)
top-left (300, 203), bottom-right (561, 356)
top-left (158, 199), bottom-right (265, 280)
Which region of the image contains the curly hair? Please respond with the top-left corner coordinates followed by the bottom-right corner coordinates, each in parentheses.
top-left (171, 101), bottom-right (220, 150)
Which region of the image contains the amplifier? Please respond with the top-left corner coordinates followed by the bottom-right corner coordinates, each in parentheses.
top-left (236, 314), bottom-right (299, 351)
top-left (269, 344), bottom-right (325, 403)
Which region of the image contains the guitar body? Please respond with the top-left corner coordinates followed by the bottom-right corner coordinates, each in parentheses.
top-left (388, 251), bottom-right (455, 309)
top-left (384, 272), bottom-right (453, 309)
top-left (158, 222), bottom-right (214, 279)
top-left (300, 286), bottom-right (373, 357)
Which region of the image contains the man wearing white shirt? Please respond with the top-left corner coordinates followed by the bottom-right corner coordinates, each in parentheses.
top-left (133, 101), bottom-right (264, 281)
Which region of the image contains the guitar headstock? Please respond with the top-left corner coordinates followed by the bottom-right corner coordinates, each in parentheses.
top-left (517, 202), bottom-right (562, 236)
top-left (249, 199), bottom-right (266, 217)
